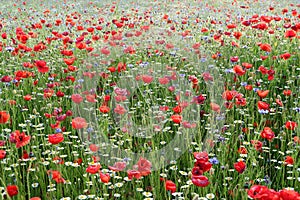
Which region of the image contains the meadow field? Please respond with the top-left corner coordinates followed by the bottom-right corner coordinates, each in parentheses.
top-left (0, 0), bottom-right (299, 199)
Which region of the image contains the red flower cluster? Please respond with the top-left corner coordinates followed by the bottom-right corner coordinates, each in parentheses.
top-left (248, 185), bottom-right (300, 200)
top-left (191, 152), bottom-right (211, 187)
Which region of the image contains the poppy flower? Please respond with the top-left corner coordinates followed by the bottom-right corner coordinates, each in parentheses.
top-left (191, 175), bottom-right (210, 187)
top-left (173, 105), bottom-right (182, 113)
top-left (193, 152), bottom-right (208, 162)
top-left (285, 121), bottom-right (297, 130)
top-left (99, 105), bottom-right (110, 113)
top-left (0, 111), bottom-right (10, 124)
top-left (210, 102), bottom-right (220, 113)
top-left (257, 101), bottom-right (269, 110)
top-left (195, 160), bottom-right (212, 172)
top-left (1, 75), bottom-right (12, 82)
top-left (260, 43), bottom-right (272, 52)
top-left (11, 130), bottom-right (31, 148)
top-left (191, 166), bottom-right (203, 176)
top-left (234, 161), bottom-right (246, 173)
top-left (284, 156), bottom-right (294, 165)
top-left (30, 197), bottom-right (42, 200)
top-left (0, 150), bottom-right (6, 159)
top-left (158, 77), bottom-right (169, 85)
top-left (137, 157), bottom-right (152, 176)
top-left (48, 133), bottom-right (64, 144)
top-left (171, 114), bottom-right (182, 124)
top-left (259, 66), bottom-right (269, 74)
top-left (251, 140), bottom-right (263, 151)
top-left (114, 104), bottom-right (126, 115)
top-left (280, 53), bottom-right (291, 60)
top-left (275, 99), bottom-right (283, 107)
top-left (260, 127), bottom-right (275, 141)
top-left (109, 162), bottom-right (127, 172)
top-left (233, 65), bottom-right (246, 76)
top-left (165, 180), bottom-right (176, 193)
top-left (248, 185), bottom-right (273, 199)
top-left (285, 30), bottom-right (296, 38)
top-left (6, 185), bottom-right (18, 197)
top-left (72, 117), bottom-right (88, 129)
top-left (257, 90), bottom-right (269, 99)
top-left (279, 189), bottom-right (300, 199)
top-left (47, 170), bottom-right (65, 183)
top-left (71, 94), bottom-right (83, 104)
top-left (100, 172), bottom-right (110, 183)
top-left (101, 47), bottom-right (110, 55)
top-left (86, 164), bottom-right (101, 174)
top-left (127, 170), bottom-right (141, 180)
top-left (283, 90), bottom-right (292, 96)
top-left (35, 60), bottom-right (49, 73)
top-left (141, 75), bottom-right (153, 84)
top-left (238, 147), bottom-right (248, 154)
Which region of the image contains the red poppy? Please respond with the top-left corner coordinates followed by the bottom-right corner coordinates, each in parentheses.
top-left (109, 162), bottom-right (127, 172)
top-left (11, 130), bottom-right (31, 148)
top-left (114, 104), bottom-right (126, 115)
top-left (6, 185), bottom-right (18, 197)
top-left (127, 170), bottom-right (141, 180)
top-left (71, 94), bottom-right (83, 104)
top-left (280, 53), bottom-right (291, 60)
top-left (210, 102), bottom-right (221, 113)
top-left (191, 166), bottom-right (203, 176)
top-left (99, 105), bottom-right (110, 113)
top-left (47, 170), bottom-right (65, 183)
top-left (171, 114), bottom-right (182, 124)
top-left (251, 140), bottom-right (263, 151)
top-left (238, 147), bottom-right (248, 154)
top-left (63, 57), bottom-right (75, 65)
top-left (284, 156), bottom-right (294, 165)
top-left (260, 43), bottom-right (272, 52)
top-left (192, 175), bottom-right (210, 187)
top-left (260, 127), bottom-right (275, 141)
top-left (195, 161), bottom-right (212, 172)
top-left (279, 189), bottom-right (300, 200)
top-left (100, 172), bottom-right (110, 183)
top-left (86, 164), bottom-right (101, 174)
top-left (257, 90), bottom-right (269, 99)
top-left (85, 94), bottom-right (97, 103)
top-left (89, 144), bottom-right (99, 152)
top-left (259, 66), bottom-right (268, 74)
top-left (30, 197), bottom-right (42, 200)
top-left (23, 94), bottom-right (32, 101)
top-left (137, 157), bottom-right (152, 176)
top-left (244, 85), bottom-right (253, 91)
top-left (248, 185), bottom-right (276, 199)
top-left (285, 121), bottom-right (297, 130)
top-left (283, 90), bottom-right (292, 96)
top-left (48, 133), bottom-right (64, 144)
top-left (158, 77), bottom-right (170, 85)
top-left (165, 180), bottom-right (176, 193)
top-left (275, 99), bottom-right (283, 106)
top-left (35, 60), bottom-right (49, 73)
top-left (257, 101), bottom-right (269, 110)
top-left (234, 161), bottom-right (246, 173)
top-left (233, 65), bottom-right (246, 76)
top-left (72, 117), bottom-right (88, 129)
top-left (141, 75), bottom-right (153, 84)
top-left (193, 152), bottom-right (209, 162)
top-left (285, 30), bottom-right (296, 38)
top-left (0, 111), bottom-right (10, 124)
top-left (0, 150), bottom-right (6, 159)
top-left (173, 105), bottom-right (182, 113)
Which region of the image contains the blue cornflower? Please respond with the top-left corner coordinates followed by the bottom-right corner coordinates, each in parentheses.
top-left (209, 157), bottom-right (219, 165)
